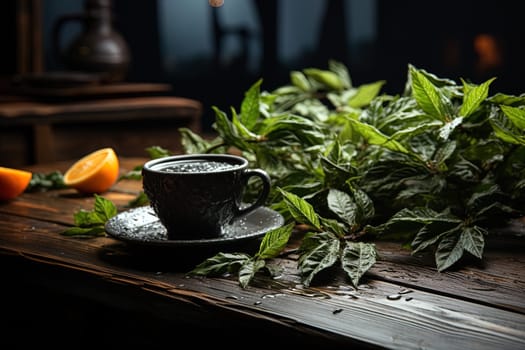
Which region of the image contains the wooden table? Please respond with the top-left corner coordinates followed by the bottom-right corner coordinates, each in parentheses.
top-left (1, 158), bottom-right (524, 349)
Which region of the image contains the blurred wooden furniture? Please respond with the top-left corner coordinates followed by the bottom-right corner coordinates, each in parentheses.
top-left (0, 83), bottom-right (202, 166)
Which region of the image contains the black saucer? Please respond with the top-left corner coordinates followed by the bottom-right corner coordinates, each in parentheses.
top-left (105, 205), bottom-right (285, 248)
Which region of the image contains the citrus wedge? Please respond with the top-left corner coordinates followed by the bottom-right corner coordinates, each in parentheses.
top-left (0, 166), bottom-right (32, 201)
top-left (63, 148), bottom-right (119, 194)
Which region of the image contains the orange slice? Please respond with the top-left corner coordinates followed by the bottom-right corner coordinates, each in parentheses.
top-left (63, 148), bottom-right (119, 194)
top-left (0, 166), bottom-right (32, 201)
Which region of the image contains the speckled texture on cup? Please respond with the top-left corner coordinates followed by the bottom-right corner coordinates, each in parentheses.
top-left (142, 154), bottom-right (270, 240)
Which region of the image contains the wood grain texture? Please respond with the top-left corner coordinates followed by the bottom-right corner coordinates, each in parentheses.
top-left (1, 158), bottom-right (524, 349)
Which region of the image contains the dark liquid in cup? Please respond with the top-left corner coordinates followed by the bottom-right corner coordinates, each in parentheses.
top-left (159, 160), bottom-right (239, 173)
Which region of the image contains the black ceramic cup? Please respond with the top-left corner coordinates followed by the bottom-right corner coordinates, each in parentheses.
top-left (142, 154), bottom-right (271, 240)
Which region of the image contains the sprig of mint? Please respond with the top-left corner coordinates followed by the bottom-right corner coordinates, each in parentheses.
top-left (61, 194), bottom-right (117, 238)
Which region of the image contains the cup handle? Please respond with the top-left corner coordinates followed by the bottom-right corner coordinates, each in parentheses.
top-left (236, 168), bottom-right (271, 217)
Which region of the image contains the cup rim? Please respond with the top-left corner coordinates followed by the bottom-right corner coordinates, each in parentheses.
top-left (143, 153), bottom-right (248, 174)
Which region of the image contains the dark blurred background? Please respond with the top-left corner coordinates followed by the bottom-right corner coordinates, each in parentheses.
top-left (2, 0), bottom-right (524, 133)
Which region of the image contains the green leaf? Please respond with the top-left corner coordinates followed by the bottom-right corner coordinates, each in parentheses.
top-left (118, 166), bottom-right (142, 181)
top-left (304, 68), bottom-right (344, 91)
top-left (127, 192), bottom-right (150, 208)
top-left (93, 194), bottom-right (117, 221)
top-left (346, 119), bottom-right (410, 154)
top-left (459, 77), bottom-right (495, 118)
top-left (73, 209), bottom-right (104, 227)
top-left (63, 195), bottom-right (117, 237)
top-left (435, 228), bottom-right (464, 271)
top-left (490, 117), bottom-right (525, 145)
top-left (290, 71), bottom-right (311, 92)
top-left (232, 109), bottom-right (260, 140)
top-left (240, 79), bottom-right (262, 129)
top-left (435, 224), bottom-right (487, 272)
top-left (328, 60), bottom-right (352, 89)
top-left (350, 185), bottom-right (375, 222)
top-left (433, 141), bottom-right (456, 166)
top-left (348, 81), bottom-right (385, 108)
top-left (298, 231), bottom-right (340, 286)
top-left (386, 207), bottom-right (462, 226)
top-left (341, 242), bottom-right (377, 288)
top-left (239, 259), bottom-right (266, 288)
top-left (61, 226), bottom-right (106, 237)
top-left (319, 217), bottom-right (347, 237)
top-left (212, 106), bottom-right (250, 150)
top-left (179, 127), bottom-right (218, 154)
top-left (327, 189), bottom-right (358, 228)
top-left (256, 223), bottom-right (294, 259)
top-left (434, 226), bottom-right (486, 272)
top-left (279, 188), bottom-right (322, 230)
top-left (459, 226), bottom-right (486, 259)
top-left (145, 146), bottom-right (171, 159)
top-left (500, 105), bottom-right (525, 130)
top-left (410, 66), bottom-right (449, 121)
top-left (411, 225), bottom-right (445, 254)
top-left (188, 252), bottom-right (251, 276)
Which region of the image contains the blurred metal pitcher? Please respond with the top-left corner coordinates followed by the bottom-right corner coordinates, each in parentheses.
top-left (53, 0), bottom-right (131, 82)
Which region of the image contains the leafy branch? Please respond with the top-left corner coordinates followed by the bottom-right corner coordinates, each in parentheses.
top-left (189, 223), bottom-right (294, 288)
top-left (179, 61), bottom-right (525, 287)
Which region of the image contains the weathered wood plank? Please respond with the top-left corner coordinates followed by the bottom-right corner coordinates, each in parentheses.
top-left (2, 157), bottom-right (524, 349)
top-left (1, 215), bottom-right (524, 349)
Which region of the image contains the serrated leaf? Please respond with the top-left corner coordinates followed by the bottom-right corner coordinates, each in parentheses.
top-left (433, 141), bottom-right (456, 165)
top-left (188, 252), bottom-right (251, 276)
top-left (298, 232), bottom-right (340, 286)
top-left (386, 207), bottom-right (462, 226)
top-left (145, 145), bottom-right (171, 159)
top-left (232, 109), bottom-right (260, 140)
top-left (435, 228), bottom-right (464, 271)
top-left (329, 59), bottom-right (352, 89)
top-left (348, 81), bottom-right (385, 108)
top-left (304, 68), bottom-right (344, 91)
top-left (410, 66), bottom-right (449, 121)
top-left (341, 242), bottom-right (377, 288)
top-left (347, 119), bottom-right (410, 154)
top-left (411, 224), bottom-right (460, 254)
top-left (212, 106), bottom-right (249, 150)
top-left (240, 79), bottom-right (262, 129)
top-left (350, 185), bottom-right (375, 222)
top-left (257, 223), bottom-right (294, 259)
top-left (93, 194), bottom-right (117, 221)
top-left (239, 259), bottom-right (266, 288)
top-left (459, 226), bottom-right (486, 259)
top-left (73, 209), bottom-right (103, 227)
top-left (327, 189), bottom-right (358, 227)
top-left (319, 217), bottom-right (347, 237)
top-left (500, 105), bottom-right (525, 130)
top-left (279, 188), bottom-right (321, 230)
top-left (290, 71), bottom-right (311, 92)
top-left (411, 226), bottom-right (441, 254)
top-left (460, 77), bottom-right (495, 118)
top-left (179, 127), bottom-right (221, 154)
top-left (490, 117), bottom-right (525, 145)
